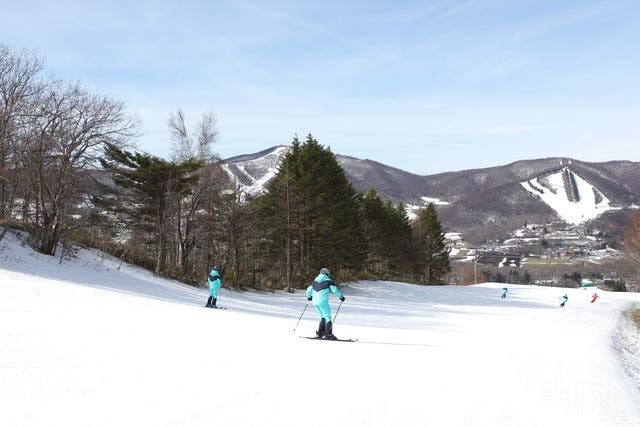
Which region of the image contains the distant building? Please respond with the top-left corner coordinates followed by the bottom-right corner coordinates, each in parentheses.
top-left (476, 251), bottom-right (522, 268)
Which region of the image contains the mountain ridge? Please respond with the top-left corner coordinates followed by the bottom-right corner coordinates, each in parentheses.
top-left (220, 146), bottom-right (640, 237)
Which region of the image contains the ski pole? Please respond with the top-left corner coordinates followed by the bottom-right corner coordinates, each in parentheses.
top-left (293, 303), bottom-right (309, 332)
top-left (333, 300), bottom-right (343, 324)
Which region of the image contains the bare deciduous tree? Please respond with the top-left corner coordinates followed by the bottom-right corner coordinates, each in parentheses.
top-left (167, 108), bottom-right (220, 276)
top-left (0, 46), bottom-right (43, 218)
top-left (211, 187), bottom-right (255, 287)
top-left (168, 108), bottom-right (218, 162)
top-left (623, 209), bottom-right (640, 267)
top-left (22, 80), bottom-right (138, 254)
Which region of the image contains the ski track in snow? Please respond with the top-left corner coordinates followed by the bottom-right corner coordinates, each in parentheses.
top-left (1, 231), bottom-right (640, 426)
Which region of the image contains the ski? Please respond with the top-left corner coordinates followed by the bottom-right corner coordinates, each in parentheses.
top-left (300, 336), bottom-right (358, 342)
top-left (204, 306), bottom-right (227, 310)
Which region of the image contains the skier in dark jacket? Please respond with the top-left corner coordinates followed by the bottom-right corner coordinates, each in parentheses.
top-left (306, 267), bottom-right (344, 340)
top-left (205, 266), bottom-right (222, 308)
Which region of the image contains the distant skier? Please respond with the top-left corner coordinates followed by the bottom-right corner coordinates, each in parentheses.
top-left (560, 293), bottom-right (568, 307)
top-left (591, 293), bottom-right (600, 303)
top-left (306, 267), bottom-right (344, 340)
top-left (501, 286), bottom-right (509, 299)
top-left (205, 266), bottom-right (222, 308)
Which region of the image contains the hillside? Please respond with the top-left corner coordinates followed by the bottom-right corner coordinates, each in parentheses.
top-left (2, 230), bottom-right (640, 426)
top-left (520, 167), bottom-right (619, 224)
top-left (220, 147), bottom-right (640, 236)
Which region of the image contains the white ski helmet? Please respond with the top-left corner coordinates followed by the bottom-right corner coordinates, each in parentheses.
top-left (320, 267), bottom-right (331, 277)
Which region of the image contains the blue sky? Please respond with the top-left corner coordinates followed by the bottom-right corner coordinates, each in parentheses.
top-left (2, 0), bottom-right (640, 174)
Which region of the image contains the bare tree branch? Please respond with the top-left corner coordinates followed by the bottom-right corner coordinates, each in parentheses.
top-left (168, 108), bottom-right (218, 162)
top-left (19, 79), bottom-right (139, 254)
top-left (0, 45), bottom-right (43, 218)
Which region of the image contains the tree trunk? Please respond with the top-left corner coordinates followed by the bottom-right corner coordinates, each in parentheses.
top-left (38, 210), bottom-right (61, 255)
top-left (0, 141), bottom-right (6, 219)
top-left (156, 212), bottom-right (168, 274)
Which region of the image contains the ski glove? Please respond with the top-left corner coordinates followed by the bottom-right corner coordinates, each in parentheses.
top-left (340, 296), bottom-right (345, 302)
top-left (307, 297), bottom-right (312, 301)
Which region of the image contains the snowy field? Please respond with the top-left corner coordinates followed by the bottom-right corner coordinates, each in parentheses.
top-left (2, 231), bottom-right (640, 427)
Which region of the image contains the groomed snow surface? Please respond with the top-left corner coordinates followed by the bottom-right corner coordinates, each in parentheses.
top-left (2, 231), bottom-right (640, 427)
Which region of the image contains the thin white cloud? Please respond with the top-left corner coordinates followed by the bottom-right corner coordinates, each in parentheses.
top-left (3, 0), bottom-right (639, 175)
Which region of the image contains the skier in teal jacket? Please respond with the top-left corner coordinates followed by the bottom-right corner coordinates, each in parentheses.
top-left (205, 266), bottom-right (222, 308)
top-left (306, 267), bottom-right (344, 340)
top-left (560, 293), bottom-right (568, 307)
top-left (501, 287), bottom-right (509, 298)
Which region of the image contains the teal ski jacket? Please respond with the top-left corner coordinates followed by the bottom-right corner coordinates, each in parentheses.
top-left (208, 268), bottom-right (222, 297)
top-left (306, 273), bottom-right (343, 308)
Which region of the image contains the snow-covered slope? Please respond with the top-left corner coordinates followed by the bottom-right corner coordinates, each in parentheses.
top-left (521, 167), bottom-right (620, 224)
top-left (406, 196), bottom-right (451, 219)
top-left (2, 231), bottom-right (640, 426)
top-left (222, 145), bottom-right (290, 195)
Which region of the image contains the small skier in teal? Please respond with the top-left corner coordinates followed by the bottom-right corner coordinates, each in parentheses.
top-left (501, 286), bottom-right (509, 299)
top-left (560, 293), bottom-right (568, 307)
top-left (306, 267), bottom-right (344, 340)
top-left (205, 266), bottom-right (222, 308)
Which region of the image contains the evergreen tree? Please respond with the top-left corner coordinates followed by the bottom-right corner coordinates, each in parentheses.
top-left (361, 188), bottom-right (387, 275)
top-left (413, 202), bottom-right (451, 283)
top-left (391, 201), bottom-right (415, 279)
top-left (360, 189), bottom-right (415, 279)
top-left (253, 134), bottom-right (365, 287)
top-left (96, 143), bottom-right (203, 274)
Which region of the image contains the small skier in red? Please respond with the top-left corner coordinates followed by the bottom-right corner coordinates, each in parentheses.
top-left (591, 293), bottom-right (600, 303)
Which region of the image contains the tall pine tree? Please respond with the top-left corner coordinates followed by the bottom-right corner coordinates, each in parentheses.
top-left (253, 134), bottom-right (365, 287)
top-left (361, 188), bottom-right (387, 275)
top-left (388, 201), bottom-right (416, 280)
top-left (96, 143), bottom-right (203, 274)
top-left (360, 189), bottom-right (415, 278)
top-left (413, 202), bottom-right (451, 284)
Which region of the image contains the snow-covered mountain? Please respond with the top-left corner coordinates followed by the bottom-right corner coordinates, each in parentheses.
top-left (221, 146), bottom-right (640, 233)
top-left (2, 229), bottom-right (640, 426)
top-left (221, 145), bottom-right (290, 195)
top-left (221, 145), bottom-right (429, 200)
top-left (521, 167), bottom-right (620, 225)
